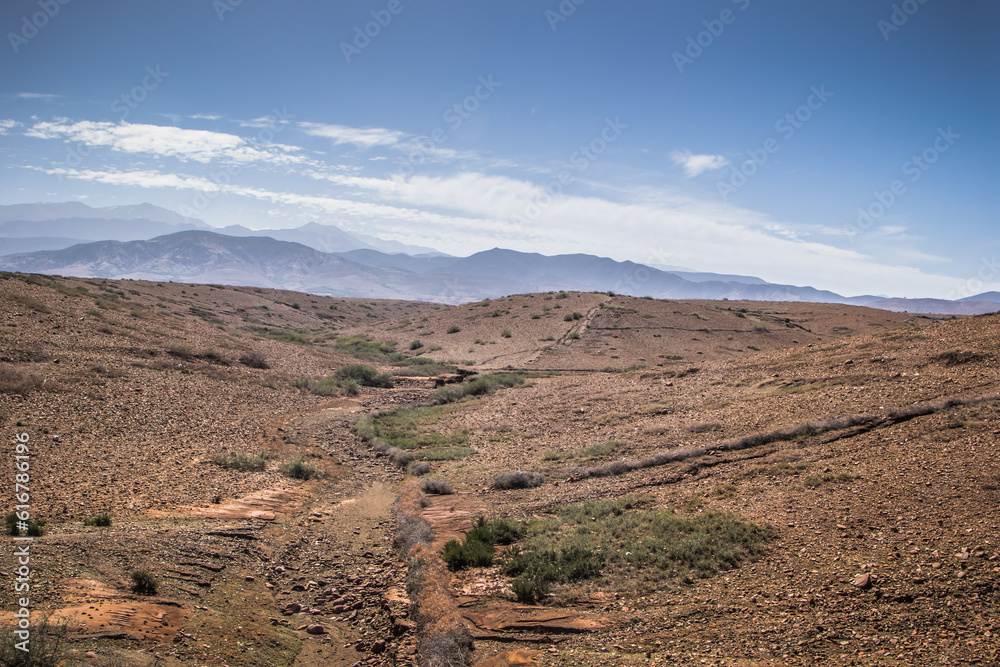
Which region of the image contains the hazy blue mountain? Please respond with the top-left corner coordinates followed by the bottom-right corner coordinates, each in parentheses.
top-left (863, 298), bottom-right (1000, 316)
top-left (215, 222), bottom-right (443, 256)
top-left (667, 270), bottom-right (769, 285)
top-left (0, 231), bottom-right (517, 303)
top-left (2, 229), bottom-right (992, 311)
top-left (336, 248), bottom-right (461, 274)
top-left (960, 291), bottom-right (1000, 304)
top-left (0, 202), bottom-right (210, 255)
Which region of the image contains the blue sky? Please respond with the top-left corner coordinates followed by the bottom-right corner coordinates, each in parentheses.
top-left (0, 0), bottom-right (997, 298)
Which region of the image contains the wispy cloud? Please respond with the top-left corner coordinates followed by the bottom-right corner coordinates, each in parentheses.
top-left (0, 119), bottom-right (19, 135)
top-left (12, 92), bottom-right (61, 101)
top-left (671, 150), bottom-right (729, 177)
top-left (299, 122), bottom-right (404, 149)
top-left (24, 119), bottom-right (305, 166)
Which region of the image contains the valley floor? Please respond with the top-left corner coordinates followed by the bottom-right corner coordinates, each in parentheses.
top-left (1, 274), bottom-right (997, 666)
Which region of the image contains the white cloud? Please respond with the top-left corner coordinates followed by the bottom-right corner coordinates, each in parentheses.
top-left (0, 119), bottom-right (19, 134)
top-left (671, 150), bottom-right (729, 177)
top-left (299, 122), bottom-right (404, 149)
top-left (24, 119), bottom-right (305, 166)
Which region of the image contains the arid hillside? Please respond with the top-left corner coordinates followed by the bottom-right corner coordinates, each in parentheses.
top-left (339, 291), bottom-right (932, 370)
top-left (0, 272), bottom-right (997, 667)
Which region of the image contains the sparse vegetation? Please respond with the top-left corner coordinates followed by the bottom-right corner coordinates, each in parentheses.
top-left (212, 451), bottom-right (268, 472)
top-left (447, 325), bottom-right (461, 334)
top-left (9, 293), bottom-right (51, 314)
top-left (421, 478), bottom-right (453, 494)
top-left (409, 339), bottom-right (423, 350)
top-left (6, 513), bottom-right (46, 537)
top-left (500, 494), bottom-right (775, 600)
top-left (84, 513), bottom-right (112, 527)
top-left (408, 461), bottom-right (431, 476)
top-left (426, 372), bottom-right (523, 405)
top-left (335, 363), bottom-right (394, 387)
top-left (688, 421), bottom-right (722, 434)
top-left (931, 349), bottom-right (985, 366)
top-left (0, 365), bottom-right (46, 394)
top-left (0, 614), bottom-right (70, 666)
top-left (238, 351), bottom-right (270, 369)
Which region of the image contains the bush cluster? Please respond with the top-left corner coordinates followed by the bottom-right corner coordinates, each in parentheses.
top-left (442, 517), bottom-right (526, 571)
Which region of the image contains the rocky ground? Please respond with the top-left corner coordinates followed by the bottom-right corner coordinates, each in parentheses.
top-left (1, 273), bottom-right (997, 666)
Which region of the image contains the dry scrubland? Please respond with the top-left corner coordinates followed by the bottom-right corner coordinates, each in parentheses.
top-left (0, 272), bottom-right (998, 667)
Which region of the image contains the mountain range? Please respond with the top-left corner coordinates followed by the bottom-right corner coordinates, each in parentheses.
top-left (0, 202), bottom-right (997, 313)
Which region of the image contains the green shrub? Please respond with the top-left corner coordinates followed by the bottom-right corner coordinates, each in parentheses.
top-left (443, 538), bottom-right (494, 569)
top-left (501, 329), bottom-right (512, 338)
top-left (281, 458), bottom-right (320, 480)
top-left (447, 325), bottom-right (461, 334)
top-left (131, 570), bottom-right (158, 595)
top-left (335, 363), bottom-right (394, 388)
top-left (409, 339), bottom-right (423, 350)
top-left (85, 513), bottom-right (112, 527)
top-left (512, 574), bottom-right (550, 604)
top-left (427, 373), bottom-right (523, 405)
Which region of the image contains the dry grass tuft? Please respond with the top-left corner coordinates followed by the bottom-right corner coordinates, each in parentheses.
top-left (492, 471), bottom-right (545, 490)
